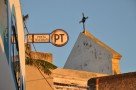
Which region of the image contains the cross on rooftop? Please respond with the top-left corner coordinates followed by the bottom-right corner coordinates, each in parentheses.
top-left (79, 13), bottom-right (88, 33)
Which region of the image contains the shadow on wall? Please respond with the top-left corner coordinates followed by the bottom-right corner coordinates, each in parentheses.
top-left (0, 36), bottom-right (16, 90)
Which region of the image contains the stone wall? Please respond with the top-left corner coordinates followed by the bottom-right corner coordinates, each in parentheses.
top-left (26, 66), bottom-right (107, 90)
top-left (25, 44), bottom-right (52, 63)
top-left (88, 72), bottom-right (136, 90)
top-left (30, 51), bottom-right (52, 62)
top-left (53, 68), bottom-right (107, 90)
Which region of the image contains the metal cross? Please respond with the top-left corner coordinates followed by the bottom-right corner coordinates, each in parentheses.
top-left (79, 13), bottom-right (88, 33)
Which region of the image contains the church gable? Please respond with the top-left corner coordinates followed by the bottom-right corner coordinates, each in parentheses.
top-left (64, 30), bottom-right (122, 75)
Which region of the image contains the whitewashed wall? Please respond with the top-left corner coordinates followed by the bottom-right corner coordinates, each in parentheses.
top-left (0, 0), bottom-right (16, 90)
top-left (64, 32), bottom-right (113, 74)
top-left (0, 35), bottom-right (16, 90)
top-left (0, 0), bottom-right (7, 38)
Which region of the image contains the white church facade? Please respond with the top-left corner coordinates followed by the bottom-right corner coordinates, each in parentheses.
top-left (64, 31), bottom-right (122, 75)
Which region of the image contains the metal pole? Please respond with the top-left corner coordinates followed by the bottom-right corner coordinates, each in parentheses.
top-left (83, 23), bottom-right (85, 33)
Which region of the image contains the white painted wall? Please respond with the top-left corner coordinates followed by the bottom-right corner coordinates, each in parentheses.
top-left (0, 0), bottom-right (16, 89)
top-left (0, 35), bottom-right (16, 90)
top-left (8, 0), bottom-right (26, 89)
top-left (64, 32), bottom-right (113, 74)
top-left (0, 0), bottom-right (26, 89)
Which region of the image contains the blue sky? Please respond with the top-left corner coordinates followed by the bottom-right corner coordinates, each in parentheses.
top-left (22, 0), bottom-right (136, 73)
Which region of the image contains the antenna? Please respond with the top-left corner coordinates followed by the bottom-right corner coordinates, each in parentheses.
top-left (79, 13), bottom-right (88, 33)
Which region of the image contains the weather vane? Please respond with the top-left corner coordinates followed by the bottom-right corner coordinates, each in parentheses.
top-left (79, 13), bottom-right (88, 33)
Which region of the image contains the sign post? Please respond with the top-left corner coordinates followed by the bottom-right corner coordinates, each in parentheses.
top-left (27, 29), bottom-right (69, 47)
top-left (27, 34), bottom-right (50, 43)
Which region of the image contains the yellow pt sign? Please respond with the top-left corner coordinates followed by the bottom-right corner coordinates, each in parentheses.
top-left (50, 29), bottom-right (69, 47)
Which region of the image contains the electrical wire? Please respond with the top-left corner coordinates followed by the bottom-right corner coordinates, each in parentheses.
top-left (24, 21), bottom-right (54, 90)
